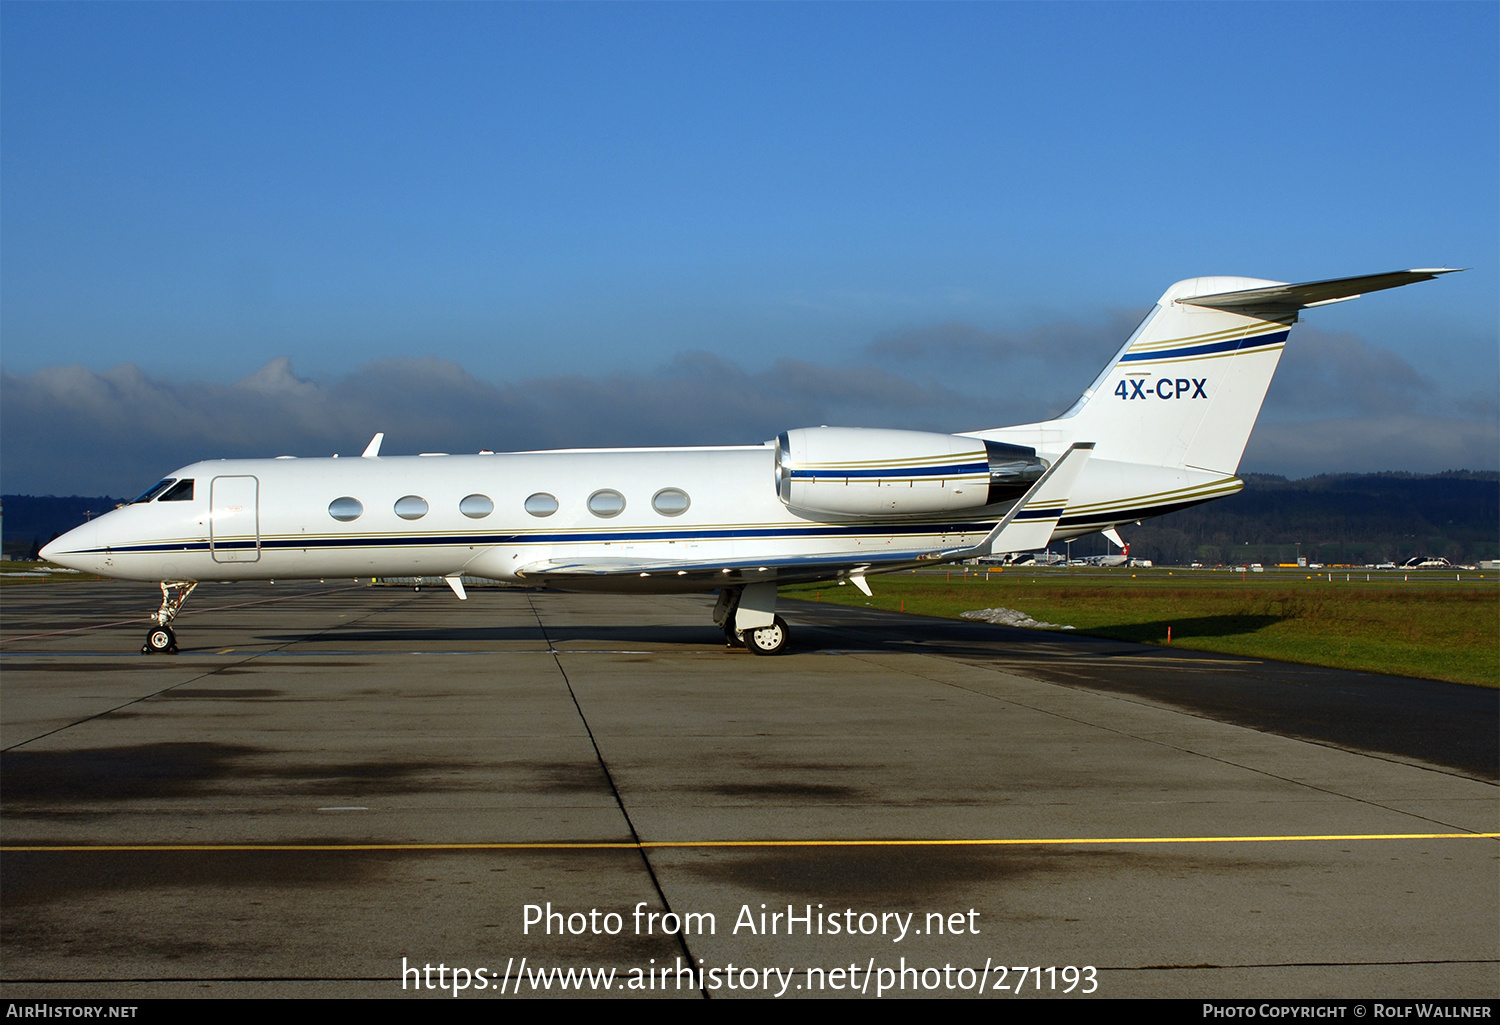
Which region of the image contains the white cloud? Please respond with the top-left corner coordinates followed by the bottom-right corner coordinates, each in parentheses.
top-left (1243, 415), bottom-right (1498, 478)
top-left (4, 318), bottom-right (1493, 495)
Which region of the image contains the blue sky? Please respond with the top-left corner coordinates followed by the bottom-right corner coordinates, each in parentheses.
top-left (3, 2), bottom-right (1496, 494)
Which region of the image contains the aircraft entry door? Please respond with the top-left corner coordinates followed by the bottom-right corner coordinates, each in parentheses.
top-left (211, 475), bottom-right (260, 563)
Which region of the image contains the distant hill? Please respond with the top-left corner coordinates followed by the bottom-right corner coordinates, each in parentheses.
top-left (3, 495), bottom-right (127, 559)
top-left (6, 471), bottom-right (1498, 565)
top-left (1112, 471), bottom-right (1499, 566)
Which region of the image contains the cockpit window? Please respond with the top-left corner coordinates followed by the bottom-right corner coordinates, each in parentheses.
top-left (131, 479), bottom-right (176, 504)
top-left (158, 479), bottom-right (195, 502)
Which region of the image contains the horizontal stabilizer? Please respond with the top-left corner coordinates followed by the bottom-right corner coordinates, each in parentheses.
top-left (1178, 268), bottom-right (1464, 312)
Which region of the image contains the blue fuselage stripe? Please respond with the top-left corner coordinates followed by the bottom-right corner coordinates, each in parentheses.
top-left (66, 518), bottom-right (1007, 557)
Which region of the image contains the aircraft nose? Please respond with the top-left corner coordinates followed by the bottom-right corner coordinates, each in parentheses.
top-left (39, 521), bottom-right (98, 569)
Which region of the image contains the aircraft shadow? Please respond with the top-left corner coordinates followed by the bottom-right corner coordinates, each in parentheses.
top-left (792, 613), bottom-right (1286, 659)
top-left (252, 612), bottom-right (1282, 659)
top-left (1072, 614), bottom-right (1284, 645)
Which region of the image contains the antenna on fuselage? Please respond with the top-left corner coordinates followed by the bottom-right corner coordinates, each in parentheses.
top-left (362, 433), bottom-right (384, 458)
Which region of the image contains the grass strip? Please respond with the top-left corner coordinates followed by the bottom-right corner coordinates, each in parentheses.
top-left (783, 568), bottom-right (1499, 688)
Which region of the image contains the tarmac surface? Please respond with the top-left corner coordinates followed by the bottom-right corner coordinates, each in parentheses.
top-left (1, 579), bottom-right (1495, 999)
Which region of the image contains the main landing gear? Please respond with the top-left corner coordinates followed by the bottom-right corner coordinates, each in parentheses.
top-left (142, 581), bottom-right (196, 655)
top-left (744, 616), bottom-right (790, 656)
top-left (713, 583), bottom-right (791, 656)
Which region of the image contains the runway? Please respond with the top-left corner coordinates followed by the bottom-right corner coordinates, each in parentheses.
top-left (1, 580), bottom-right (1495, 998)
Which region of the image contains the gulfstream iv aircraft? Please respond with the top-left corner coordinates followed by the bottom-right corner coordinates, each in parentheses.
top-left (42, 268), bottom-right (1459, 655)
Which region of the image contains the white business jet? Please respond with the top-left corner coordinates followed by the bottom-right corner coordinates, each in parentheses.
top-left (41, 268), bottom-right (1459, 655)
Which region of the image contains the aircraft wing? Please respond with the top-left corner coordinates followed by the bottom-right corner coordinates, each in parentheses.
top-left (516, 547), bottom-right (948, 589)
top-left (515, 443), bottom-right (1094, 589)
top-left (1178, 268), bottom-right (1464, 312)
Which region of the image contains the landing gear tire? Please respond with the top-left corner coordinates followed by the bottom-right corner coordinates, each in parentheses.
top-left (143, 625), bottom-right (177, 655)
top-left (746, 616), bottom-right (790, 656)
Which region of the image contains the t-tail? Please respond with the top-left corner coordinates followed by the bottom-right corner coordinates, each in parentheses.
top-left (969, 268), bottom-right (1462, 534)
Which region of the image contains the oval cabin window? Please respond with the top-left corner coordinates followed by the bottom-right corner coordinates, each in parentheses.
top-left (524, 493), bottom-right (559, 517)
top-left (394, 495), bottom-right (429, 520)
top-left (329, 497), bottom-right (363, 522)
top-left (459, 494), bottom-right (494, 518)
top-left (651, 488), bottom-right (690, 516)
top-left (587, 489), bottom-right (626, 518)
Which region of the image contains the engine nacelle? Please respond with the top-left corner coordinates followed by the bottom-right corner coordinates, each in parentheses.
top-left (774, 427), bottom-right (1047, 517)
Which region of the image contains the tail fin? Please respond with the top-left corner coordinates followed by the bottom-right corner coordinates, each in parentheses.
top-left (974, 269), bottom-right (1461, 475)
top-left (1064, 276), bottom-right (1294, 474)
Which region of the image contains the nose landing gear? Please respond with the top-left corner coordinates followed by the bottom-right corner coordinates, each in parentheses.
top-left (142, 581), bottom-right (196, 655)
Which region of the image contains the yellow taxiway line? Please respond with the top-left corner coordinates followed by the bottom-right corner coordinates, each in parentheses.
top-left (4, 833), bottom-right (1495, 852)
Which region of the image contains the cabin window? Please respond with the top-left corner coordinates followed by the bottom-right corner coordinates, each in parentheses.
top-left (587, 489), bottom-right (625, 518)
top-left (459, 494), bottom-right (494, 518)
top-left (394, 495), bottom-right (429, 520)
top-left (524, 493), bottom-right (559, 517)
top-left (329, 497), bottom-right (363, 522)
top-left (651, 488), bottom-right (690, 516)
top-left (159, 479), bottom-right (195, 502)
top-left (132, 479), bottom-right (176, 504)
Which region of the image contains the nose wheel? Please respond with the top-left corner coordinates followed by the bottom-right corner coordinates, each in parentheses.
top-left (143, 625), bottom-right (178, 655)
top-left (141, 581), bottom-right (196, 655)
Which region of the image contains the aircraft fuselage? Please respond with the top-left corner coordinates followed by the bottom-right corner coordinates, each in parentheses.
top-left (49, 445), bottom-right (1025, 591)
